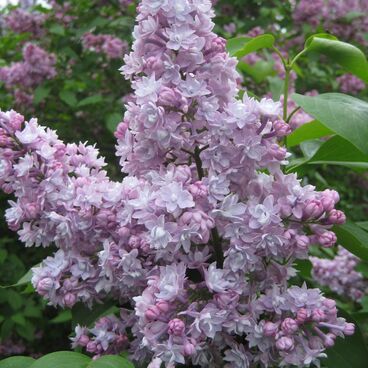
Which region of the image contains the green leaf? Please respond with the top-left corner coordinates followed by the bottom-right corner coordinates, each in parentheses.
top-left (15, 267), bottom-right (34, 287)
top-left (7, 289), bottom-right (23, 310)
top-left (227, 34), bottom-right (275, 58)
top-left (324, 310), bottom-right (368, 368)
top-left (0, 357), bottom-right (35, 368)
top-left (72, 301), bottom-right (119, 328)
top-left (106, 113), bottom-right (122, 134)
top-left (50, 310), bottom-right (72, 324)
top-left (267, 76), bottom-right (284, 101)
top-left (33, 86), bottom-right (51, 104)
top-left (49, 24), bottom-right (65, 36)
top-left (306, 136), bottom-right (368, 169)
top-left (356, 261), bottom-right (368, 278)
top-left (293, 259), bottom-right (312, 280)
top-left (11, 313), bottom-right (26, 326)
top-left (78, 95), bottom-right (104, 107)
top-left (287, 120), bottom-right (333, 147)
top-left (305, 35), bottom-right (368, 83)
top-left (334, 222), bottom-right (368, 262)
top-left (292, 93), bottom-right (368, 155)
top-left (59, 91), bottom-right (78, 107)
top-left (29, 352), bottom-right (90, 368)
top-left (88, 356), bottom-right (134, 368)
top-left (300, 140), bottom-right (322, 159)
top-left (238, 60), bottom-right (275, 83)
top-left (357, 221), bottom-right (368, 232)
top-left (16, 321), bottom-right (35, 342)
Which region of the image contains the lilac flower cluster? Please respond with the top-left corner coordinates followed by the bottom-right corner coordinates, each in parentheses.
top-left (337, 73), bottom-right (366, 95)
top-left (0, 43), bottom-right (56, 107)
top-left (0, 1), bottom-right (354, 367)
top-left (4, 8), bottom-right (46, 37)
top-left (293, 0), bottom-right (368, 45)
top-left (311, 246), bottom-right (368, 302)
top-left (82, 33), bottom-right (129, 60)
top-left (48, 1), bottom-right (76, 25)
top-left (72, 315), bottom-right (129, 358)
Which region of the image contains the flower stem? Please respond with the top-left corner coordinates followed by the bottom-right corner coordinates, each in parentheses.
top-left (283, 66), bottom-right (290, 121)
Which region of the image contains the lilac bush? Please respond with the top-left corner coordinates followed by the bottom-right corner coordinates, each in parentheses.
top-left (0, 0), bottom-right (356, 367)
top-left (82, 33), bottom-right (129, 60)
top-left (0, 43), bottom-right (56, 107)
top-left (293, 0), bottom-right (368, 46)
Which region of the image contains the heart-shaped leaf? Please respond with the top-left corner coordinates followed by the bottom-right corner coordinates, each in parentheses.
top-left (292, 93), bottom-right (368, 155)
top-left (0, 357), bottom-right (35, 368)
top-left (334, 222), bottom-right (368, 262)
top-left (29, 352), bottom-right (91, 368)
top-left (227, 34), bottom-right (275, 58)
top-left (305, 35), bottom-right (368, 82)
top-left (88, 356), bottom-right (134, 368)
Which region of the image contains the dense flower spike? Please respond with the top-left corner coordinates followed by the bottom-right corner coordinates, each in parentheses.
top-left (5, 8), bottom-right (46, 37)
top-left (82, 33), bottom-right (129, 60)
top-left (311, 246), bottom-right (368, 302)
top-left (293, 0), bottom-right (368, 45)
top-left (0, 43), bottom-right (56, 107)
top-left (0, 1), bottom-right (354, 367)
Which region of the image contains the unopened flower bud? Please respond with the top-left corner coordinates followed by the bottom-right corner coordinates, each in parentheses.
top-left (311, 308), bottom-right (326, 322)
top-left (183, 342), bottom-right (196, 356)
top-left (168, 318), bottom-right (185, 336)
top-left (145, 306), bottom-right (161, 321)
top-left (343, 323), bottom-right (355, 336)
top-left (273, 120), bottom-right (291, 137)
top-left (296, 308), bottom-right (308, 324)
top-left (326, 209), bottom-right (346, 225)
top-left (303, 199), bottom-right (324, 220)
top-left (263, 321), bottom-right (278, 337)
top-left (295, 235), bottom-right (310, 251)
top-left (64, 292), bottom-right (77, 308)
top-left (281, 318), bottom-right (298, 334)
top-left (36, 277), bottom-right (54, 294)
top-left (156, 300), bottom-right (170, 313)
top-left (318, 231), bottom-right (337, 248)
top-left (276, 336), bottom-right (294, 351)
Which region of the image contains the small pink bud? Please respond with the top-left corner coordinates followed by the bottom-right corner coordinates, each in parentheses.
top-left (318, 231), bottom-right (337, 248)
top-left (326, 209), bottom-right (346, 225)
top-left (64, 293), bottom-right (77, 308)
top-left (37, 277), bottom-right (54, 293)
top-left (145, 306), bottom-right (160, 321)
top-left (281, 318), bottom-right (298, 334)
top-left (311, 308), bottom-right (326, 322)
top-left (183, 342), bottom-right (196, 356)
top-left (296, 308), bottom-right (308, 324)
top-left (303, 199), bottom-right (324, 220)
top-left (168, 318), bottom-right (185, 336)
top-left (156, 300), bottom-right (170, 313)
top-left (295, 235), bottom-right (310, 251)
top-left (343, 323), bottom-right (355, 336)
top-left (322, 189), bottom-right (340, 205)
top-left (276, 336), bottom-right (294, 351)
top-left (78, 335), bottom-right (90, 347)
top-left (273, 120), bottom-right (291, 137)
top-left (86, 341), bottom-right (97, 353)
top-left (263, 321), bottom-right (278, 337)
